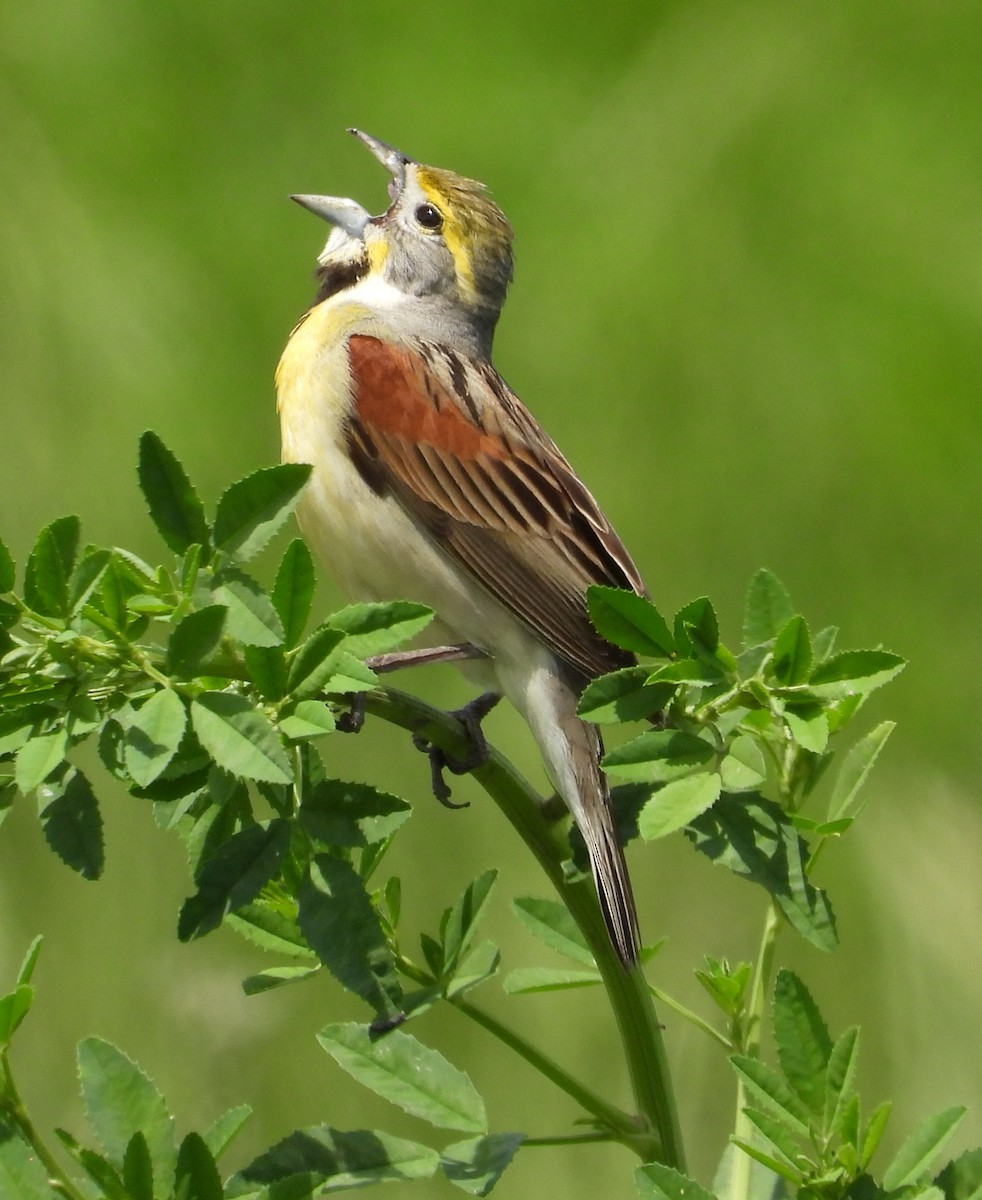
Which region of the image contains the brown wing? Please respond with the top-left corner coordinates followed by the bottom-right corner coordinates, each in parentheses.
top-left (345, 334), bottom-right (645, 680)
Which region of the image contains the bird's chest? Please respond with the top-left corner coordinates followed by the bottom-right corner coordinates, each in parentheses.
top-left (276, 304), bottom-right (440, 608)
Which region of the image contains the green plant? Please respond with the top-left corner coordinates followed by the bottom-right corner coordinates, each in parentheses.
top-left (0, 433), bottom-right (975, 1198)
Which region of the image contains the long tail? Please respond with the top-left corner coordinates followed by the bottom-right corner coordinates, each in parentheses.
top-left (517, 662), bottom-right (640, 968)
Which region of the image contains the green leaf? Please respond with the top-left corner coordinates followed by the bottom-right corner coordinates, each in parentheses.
top-left (0, 985), bottom-right (34, 1047)
top-left (225, 900), bottom-right (317, 959)
top-left (741, 1109), bottom-right (805, 1168)
top-left (138, 431), bottom-right (210, 555)
top-left (38, 767), bottom-right (104, 879)
top-left (638, 773), bottom-right (721, 840)
top-left (122, 1133), bottom-right (154, 1200)
top-left (317, 1023), bottom-right (487, 1133)
top-left (229, 1126), bottom-right (440, 1196)
top-left (300, 779), bottom-right (411, 847)
top-left (211, 567), bottom-right (285, 647)
top-left (442, 870), bottom-right (497, 976)
top-left (636, 1162), bottom-right (719, 1200)
top-left (280, 699), bottom-right (337, 741)
top-left (0, 1116), bottom-right (58, 1200)
top-left (729, 1055), bottom-right (811, 1137)
top-left (0, 537), bottom-right (14, 593)
top-left (174, 1132), bottom-right (223, 1200)
top-left (441, 1133), bottom-right (525, 1196)
top-left (688, 794), bottom-right (837, 951)
top-left (323, 650), bottom-right (379, 694)
top-left (69, 548), bottom-right (111, 613)
top-left (287, 625), bottom-right (346, 700)
top-left (78, 1038), bottom-right (177, 1182)
top-left (808, 650), bottom-right (905, 699)
top-left (720, 735), bottom-right (767, 792)
top-left (15, 728), bottom-right (69, 793)
top-left (179, 819), bottom-right (291, 940)
top-left (577, 669), bottom-right (673, 724)
top-left (828, 721), bottom-right (895, 821)
top-left (202, 1104), bottom-right (252, 1164)
top-left (936, 1148), bottom-right (982, 1200)
top-left (272, 538), bottom-right (315, 648)
top-left (16, 937), bottom-right (43, 989)
top-left (502, 967), bottom-right (601, 994)
top-left (883, 1107), bottom-right (966, 1191)
top-left (512, 897), bottom-right (595, 966)
top-left (242, 964), bottom-right (321, 995)
top-left (674, 596), bottom-right (719, 655)
top-left (772, 969), bottom-right (832, 1117)
top-left (191, 692), bottom-right (292, 784)
top-left (860, 1100), bottom-right (892, 1167)
top-left (744, 569), bottom-right (795, 647)
top-left (167, 606), bottom-right (227, 676)
top-left (771, 616), bottom-right (812, 685)
top-left (53, 1129), bottom-right (128, 1199)
top-left (727, 1140), bottom-right (801, 1186)
top-left (24, 515), bottom-right (79, 617)
top-left (824, 1026), bottom-right (860, 1139)
top-left (603, 729), bottom-right (714, 784)
top-left (785, 707), bottom-right (829, 755)
top-left (446, 941), bottom-right (501, 999)
top-left (124, 689), bottom-right (187, 787)
top-left (712, 1143), bottom-right (790, 1200)
top-left (586, 586), bottom-right (674, 657)
top-left (328, 600), bottom-right (435, 657)
top-left (299, 854), bottom-right (402, 1016)
top-left (212, 463), bottom-right (311, 561)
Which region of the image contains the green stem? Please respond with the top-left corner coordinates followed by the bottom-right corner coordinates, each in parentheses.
top-left (396, 952), bottom-right (632, 1137)
top-left (455, 996), bottom-right (639, 1140)
top-left (0, 1050), bottom-right (87, 1200)
top-left (364, 687), bottom-right (684, 1168)
top-left (727, 900), bottom-right (782, 1200)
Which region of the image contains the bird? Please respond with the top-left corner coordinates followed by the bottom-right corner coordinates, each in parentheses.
top-left (277, 129), bottom-right (647, 967)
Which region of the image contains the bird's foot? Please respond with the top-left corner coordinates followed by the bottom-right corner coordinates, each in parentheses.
top-left (336, 643), bottom-right (488, 735)
top-left (413, 691), bottom-right (501, 809)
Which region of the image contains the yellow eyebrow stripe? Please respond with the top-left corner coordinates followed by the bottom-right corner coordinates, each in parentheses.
top-left (418, 175), bottom-right (477, 301)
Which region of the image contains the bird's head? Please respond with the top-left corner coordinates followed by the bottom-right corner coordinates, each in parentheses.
top-left (292, 130), bottom-right (514, 339)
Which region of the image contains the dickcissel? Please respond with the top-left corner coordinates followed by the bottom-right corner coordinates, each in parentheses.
top-left (277, 130), bottom-right (646, 966)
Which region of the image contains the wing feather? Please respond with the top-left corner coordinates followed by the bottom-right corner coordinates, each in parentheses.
top-left (346, 334), bottom-right (645, 679)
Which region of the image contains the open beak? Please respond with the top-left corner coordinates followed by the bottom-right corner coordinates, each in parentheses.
top-left (348, 128), bottom-right (415, 203)
top-left (290, 130), bottom-right (415, 234)
top-left (289, 194), bottom-right (371, 238)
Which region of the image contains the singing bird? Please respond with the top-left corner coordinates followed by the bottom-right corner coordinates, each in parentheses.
top-left (277, 130), bottom-right (647, 966)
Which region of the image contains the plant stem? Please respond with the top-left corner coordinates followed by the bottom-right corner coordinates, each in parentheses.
top-left (726, 900), bottom-right (782, 1200)
top-left (0, 1050), bottom-right (87, 1200)
top-left (456, 996), bottom-right (640, 1140)
top-left (364, 686), bottom-right (684, 1168)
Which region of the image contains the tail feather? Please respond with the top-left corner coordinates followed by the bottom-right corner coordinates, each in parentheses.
top-left (514, 660), bottom-right (640, 968)
top-left (569, 727), bottom-right (640, 968)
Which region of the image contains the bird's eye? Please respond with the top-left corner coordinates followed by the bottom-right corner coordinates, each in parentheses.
top-left (414, 203), bottom-right (443, 231)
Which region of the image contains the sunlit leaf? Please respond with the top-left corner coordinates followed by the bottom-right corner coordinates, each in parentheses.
top-left (229, 1126), bottom-right (440, 1196)
top-left (586, 587), bottom-right (675, 657)
top-left (441, 1133), bottom-right (525, 1196)
top-left (138, 432), bottom-right (209, 555)
top-left (191, 692), bottom-right (292, 784)
top-left (78, 1038), bottom-right (177, 1182)
top-left (743, 569), bottom-right (795, 647)
top-left (317, 1023), bottom-right (487, 1133)
top-left (212, 463), bottom-right (311, 561)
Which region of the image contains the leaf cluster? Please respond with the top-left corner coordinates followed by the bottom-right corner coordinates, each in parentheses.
top-left (2, 434), bottom-right (972, 1200)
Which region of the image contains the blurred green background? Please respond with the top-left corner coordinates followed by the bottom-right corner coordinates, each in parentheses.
top-left (2, 1), bottom-right (981, 1194)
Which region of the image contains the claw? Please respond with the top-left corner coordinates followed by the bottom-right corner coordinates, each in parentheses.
top-left (413, 691), bottom-right (501, 808)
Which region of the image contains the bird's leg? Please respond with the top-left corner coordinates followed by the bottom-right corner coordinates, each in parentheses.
top-left (412, 691), bottom-right (501, 809)
top-left (367, 643), bottom-right (489, 674)
top-left (336, 643), bottom-right (488, 733)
